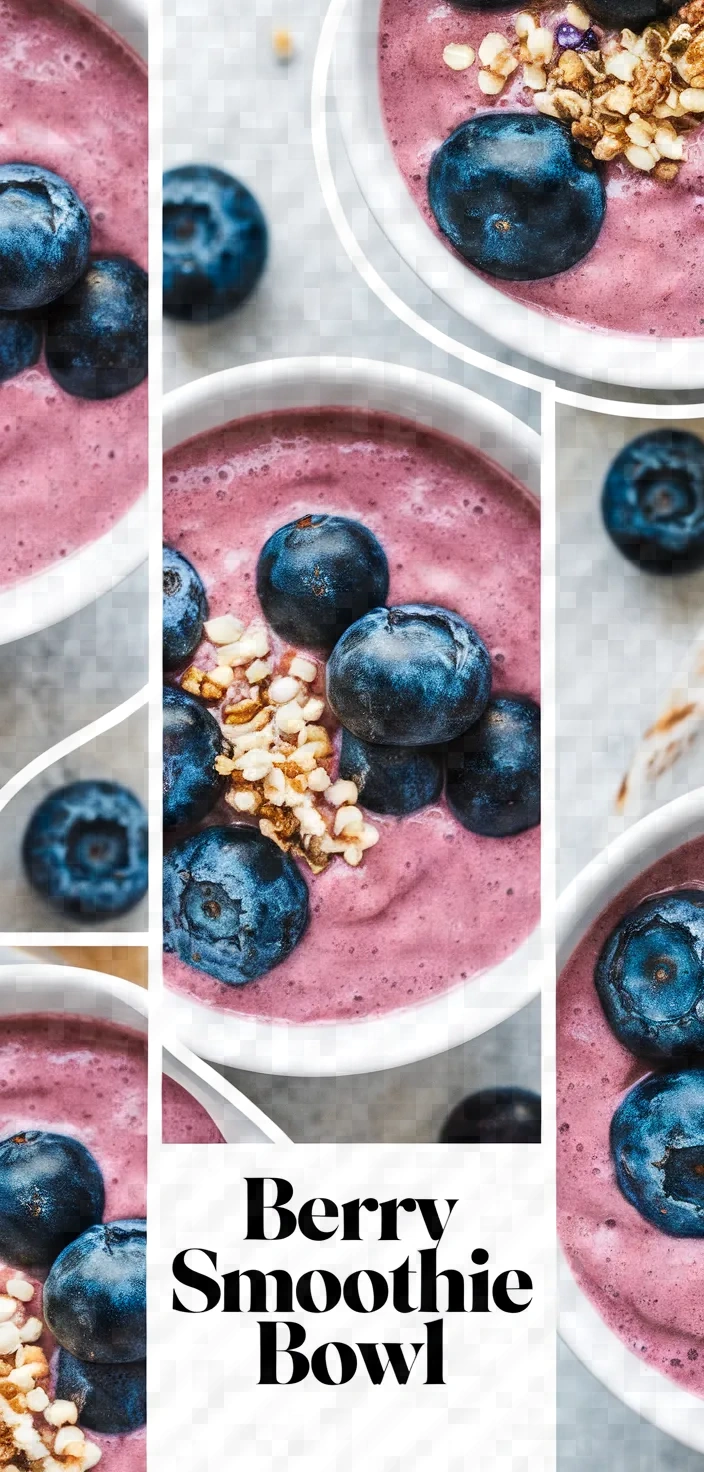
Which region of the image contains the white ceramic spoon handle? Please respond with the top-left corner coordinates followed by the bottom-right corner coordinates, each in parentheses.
top-left (616, 624), bottom-right (704, 819)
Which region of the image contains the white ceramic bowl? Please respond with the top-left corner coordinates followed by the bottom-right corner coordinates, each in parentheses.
top-left (0, 0), bottom-right (148, 647)
top-left (163, 354), bottom-right (542, 1076)
top-left (557, 788), bottom-right (704, 1453)
top-left (333, 0), bottom-right (704, 392)
top-left (0, 960), bottom-right (286, 1144)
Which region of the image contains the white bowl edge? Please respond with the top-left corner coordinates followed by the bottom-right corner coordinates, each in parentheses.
top-left (556, 787), bottom-right (704, 1452)
top-left (333, 0), bottom-right (704, 393)
top-left (163, 354), bottom-right (542, 1076)
top-left (0, 960), bottom-right (283, 1145)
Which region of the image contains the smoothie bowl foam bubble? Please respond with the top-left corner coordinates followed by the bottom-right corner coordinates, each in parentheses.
top-left (163, 403), bottom-right (540, 1029)
top-left (0, 0), bottom-right (147, 589)
top-left (558, 833), bottom-right (704, 1398)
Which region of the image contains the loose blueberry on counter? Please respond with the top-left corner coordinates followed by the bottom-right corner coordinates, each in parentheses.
top-left (22, 780), bottom-right (148, 920)
top-left (446, 696), bottom-right (540, 838)
top-left (45, 1219), bottom-right (146, 1363)
top-left (46, 256), bottom-right (148, 400)
top-left (0, 310), bottom-right (42, 382)
top-left (164, 686), bottom-right (228, 829)
top-left (611, 1070), bottom-right (704, 1236)
top-left (56, 1351), bottom-right (146, 1434)
top-left (428, 114), bottom-right (605, 281)
top-left (440, 1088), bottom-right (541, 1143)
top-left (0, 164), bottom-right (90, 311)
top-left (163, 164), bottom-right (268, 323)
top-left (595, 890), bottom-right (704, 1060)
top-left (163, 825), bottom-right (309, 985)
top-left (339, 729), bottom-right (444, 816)
top-left (602, 429), bottom-right (704, 575)
top-left (588, 0), bottom-right (677, 27)
top-left (163, 545), bottom-right (208, 670)
top-left (0, 1131), bottom-right (104, 1268)
top-left (327, 603), bottom-right (491, 747)
top-left (256, 514), bottom-right (389, 652)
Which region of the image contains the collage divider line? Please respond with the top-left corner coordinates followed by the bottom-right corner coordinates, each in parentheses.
top-left (0, 683), bottom-right (149, 818)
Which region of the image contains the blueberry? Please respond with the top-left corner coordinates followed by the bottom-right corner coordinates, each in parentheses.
top-left (164, 686), bottom-right (227, 829)
top-left (0, 1131), bottom-right (104, 1268)
top-left (446, 696), bottom-right (540, 838)
top-left (163, 164), bottom-right (267, 323)
top-left (588, 0), bottom-right (677, 26)
top-left (45, 1219), bottom-right (146, 1363)
top-left (163, 825), bottom-right (309, 985)
top-left (611, 1070), bottom-right (704, 1236)
top-left (45, 256), bottom-right (147, 400)
top-left (56, 1351), bottom-right (146, 1434)
top-left (428, 114), bottom-right (605, 281)
top-left (22, 780), bottom-right (148, 921)
top-left (339, 729), bottom-right (444, 816)
top-left (595, 890), bottom-right (704, 1060)
top-left (0, 310), bottom-right (41, 381)
top-left (0, 164), bottom-right (90, 311)
top-left (163, 545), bottom-right (208, 670)
top-left (256, 514), bottom-right (389, 652)
top-left (439, 1088), bottom-right (541, 1143)
top-left (327, 604), bottom-right (491, 747)
top-left (602, 429), bottom-right (704, 576)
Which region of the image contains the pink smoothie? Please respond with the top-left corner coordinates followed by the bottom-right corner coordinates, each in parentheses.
top-left (162, 1075), bottom-right (225, 1143)
top-left (0, 0), bottom-right (147, 588)
top-left (378, 0), bottom-right (704, 338)
top-left (558, 836), bottom-right (704, 1397)
top-left (0, 1013), bottom-right (147, 1470)
top-left (163, 406), bottom-right (540, 1026)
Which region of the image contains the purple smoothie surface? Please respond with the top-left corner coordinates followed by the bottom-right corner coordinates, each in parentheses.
top-left (0, 1012), bottom-right (147, 1469)
top-left (378, 0), bottom-right (703, 338)
top-left (163, 405), bottom-right (540, 1026)
top-left (161, 1075), bottom-right (225, 1143)
top-left (0, 0), bottom-right (147, 588)
top-left (558, 835), bottom-right (704, 1397)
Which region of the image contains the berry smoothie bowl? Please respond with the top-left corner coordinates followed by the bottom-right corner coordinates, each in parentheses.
top-left (0, 967), bottom-right (149, 1472)
top-left (333, 0), bottom-right (704, 388)
top-left (557, 789), bottom-right (704, 1452)
top-left (163, 358), bottom-right (541, 1077)
top-left (0, 0), bottom-right (148, 644)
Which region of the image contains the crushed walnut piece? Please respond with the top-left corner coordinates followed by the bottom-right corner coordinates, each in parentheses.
top-left (470, 0), bottom-right (704, 176)
top-left (178, 613), bottom-right (380, 873)
top-left (0, 1272), bottom-right (101, 1471)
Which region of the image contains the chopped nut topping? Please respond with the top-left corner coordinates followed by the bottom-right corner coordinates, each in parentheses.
top-left (470, 0), bottom-right (704, 177)
top-left (443, 41), bottom-right (475, 69)
top-left (0, 1297), bottom-right (100, 1471)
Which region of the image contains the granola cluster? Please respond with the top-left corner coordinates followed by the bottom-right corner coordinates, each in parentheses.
top-left (443, 0), bottom-right (704, 178)
top-left (180, 616), bottom-right (380, 873)
top-left (0, 1273), bottom-right (100, 1472)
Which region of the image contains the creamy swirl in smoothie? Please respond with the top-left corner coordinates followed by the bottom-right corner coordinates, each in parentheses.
top-left (0, 1014), bottom-right (146, 1471)
top-left (163, 406), bottom-right (540, 1026)
top-left (558, 835), bottom-right (704, 1397)
top-left (0, 0), bottom-right (147, 587)
top-left (378, 0), bottom-right (704, 338)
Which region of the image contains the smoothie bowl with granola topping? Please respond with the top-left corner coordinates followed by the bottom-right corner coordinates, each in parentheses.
top-left (162, 360), bottom-right (541, 1076)
top-left (334, 0), bottom-right (704, 385)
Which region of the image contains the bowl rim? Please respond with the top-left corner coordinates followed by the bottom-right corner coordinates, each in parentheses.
top-left (556, 787), bottom-right (704, 1452)
top-left (163, 354), bottom-right (542, 1076)
top-left (0, 0), bottom-right (148, 647)
top-left (332, 0), bottom-right (704, 393)
top-left (0, 960), bottom-right (284, 1144)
